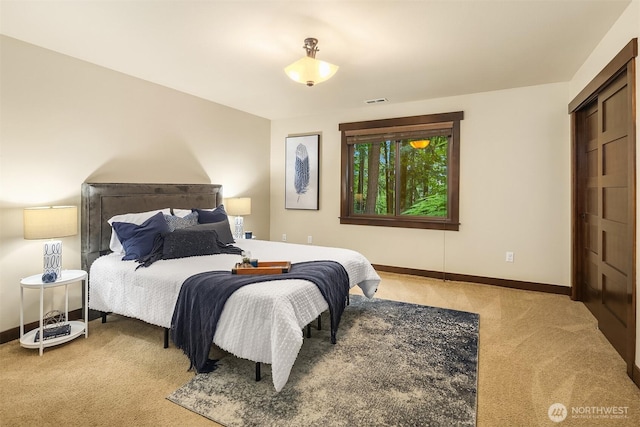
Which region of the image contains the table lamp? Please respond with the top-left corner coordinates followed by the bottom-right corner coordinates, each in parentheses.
top-left (24, 206), bottom-right (78, 282)
top-left (225, 198), bottom-right (251, 239)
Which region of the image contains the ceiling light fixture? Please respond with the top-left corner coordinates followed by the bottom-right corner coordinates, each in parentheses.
top-left (410, 140), bottom-right (430, 149)
top-left (285, 38), bottom-right (339, 87)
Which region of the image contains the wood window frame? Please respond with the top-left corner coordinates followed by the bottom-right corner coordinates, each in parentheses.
top-left (339, 111), bottom-right (463, 231)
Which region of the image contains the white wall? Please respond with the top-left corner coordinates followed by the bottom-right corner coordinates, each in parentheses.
top-left (270, 82), bottom-right (571, 287)
top-left (0, 36), bottom-right (271, 332)
top-left (566, 0), bottom-right (640, 374)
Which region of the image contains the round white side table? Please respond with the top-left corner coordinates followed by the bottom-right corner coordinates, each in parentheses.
top-left (20, 269), bottom-right (88, 355)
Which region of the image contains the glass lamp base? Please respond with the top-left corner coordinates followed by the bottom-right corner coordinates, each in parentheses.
top-left (234, 216), bottom-right (244, 239)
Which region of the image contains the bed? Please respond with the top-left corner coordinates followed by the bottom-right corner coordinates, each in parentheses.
top-left (81, 183), bottom-right (380, 392)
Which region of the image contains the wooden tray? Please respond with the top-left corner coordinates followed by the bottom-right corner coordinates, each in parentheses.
top-left (232, 261), bottom-right (291, 275)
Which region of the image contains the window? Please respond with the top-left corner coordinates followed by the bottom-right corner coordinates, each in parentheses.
top-left (339, 111), bottom-right (463, 231)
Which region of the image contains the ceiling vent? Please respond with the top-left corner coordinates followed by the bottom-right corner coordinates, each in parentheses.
top-left (364, 98), bottom-right (388, 105)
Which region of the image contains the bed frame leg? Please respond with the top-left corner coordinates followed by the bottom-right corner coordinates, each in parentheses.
top-left (317, 315), bottom-right (322, 330)
top-left (101, 312), bottom-right (107, 323)
top-left (255, 362), bottom-right (261, 381)
top-left (306, 324), bottom-right (311, 338)
top-left (164, 328), bottom-right (169, 349)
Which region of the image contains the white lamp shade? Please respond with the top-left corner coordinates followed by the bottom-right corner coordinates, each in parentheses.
top-left (225, 198), bottom-right (251, 216)
top-left (285, 56), bottom-right (339, 86)
top-left (24, 206), bottom-right (78, 240)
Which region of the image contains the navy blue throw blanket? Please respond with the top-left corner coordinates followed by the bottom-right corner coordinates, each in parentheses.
top-left (171, 260), bottom-right (350, 373)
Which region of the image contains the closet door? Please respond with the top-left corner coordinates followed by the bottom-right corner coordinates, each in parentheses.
top-left (576, 67), bottom-right (635, 374)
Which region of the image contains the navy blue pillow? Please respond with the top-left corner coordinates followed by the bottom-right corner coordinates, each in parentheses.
top-left (193, 205), bottom-right (228, 224)
top-left (185, 221), bottom-right (235, 245)
top-left (112, 212), bottom-right (170, 261)
top-left (162, 229), bottom-right (221, 259)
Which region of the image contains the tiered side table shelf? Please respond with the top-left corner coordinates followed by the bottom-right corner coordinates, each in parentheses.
top-left (20, 269), bottom-right (88, 355)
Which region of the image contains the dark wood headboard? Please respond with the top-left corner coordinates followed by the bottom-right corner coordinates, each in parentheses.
top-left (80, 183), bottom-right (223, 273)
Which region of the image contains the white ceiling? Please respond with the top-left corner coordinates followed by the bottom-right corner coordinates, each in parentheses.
top-left (0, 0), bottom-right (631, 120)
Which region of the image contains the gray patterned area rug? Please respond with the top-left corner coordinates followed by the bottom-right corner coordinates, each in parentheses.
top-left (167, 295), bottom-right (479, 426)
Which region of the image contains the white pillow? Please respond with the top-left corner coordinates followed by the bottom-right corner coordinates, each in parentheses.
top-left (171, 209), bottom-right (195, 217)
top-left (107, 208), bottom-right (171, 254)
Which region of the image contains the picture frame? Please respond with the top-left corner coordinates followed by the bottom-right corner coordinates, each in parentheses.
top-left (285, 134), bottom-right (320, 210)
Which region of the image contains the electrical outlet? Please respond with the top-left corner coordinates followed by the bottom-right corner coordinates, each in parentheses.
top-left (506, 251), bottom-right (514, 263)
top-left (307, 235), bottom-right (313, 244)
top-left (282, 234), bottom-right (287, 242)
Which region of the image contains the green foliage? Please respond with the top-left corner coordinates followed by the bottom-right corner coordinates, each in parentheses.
top-left (401, 193), bottom-right (447, 217)
top-left (351, 134), bottom-right (449, 218)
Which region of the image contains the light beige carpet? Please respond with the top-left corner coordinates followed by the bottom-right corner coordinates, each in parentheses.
top-left (1, 271), bottom-right (639, 426)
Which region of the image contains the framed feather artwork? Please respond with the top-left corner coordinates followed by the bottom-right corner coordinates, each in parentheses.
top-left (285, 134), bottom-right (320, 210)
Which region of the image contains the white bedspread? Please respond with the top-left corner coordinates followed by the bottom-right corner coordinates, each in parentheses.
top-left (89, 239), bottom-right (380, 391)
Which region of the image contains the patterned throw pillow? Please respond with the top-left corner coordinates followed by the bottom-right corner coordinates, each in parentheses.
top-left (164, 211), bottom-right (199, 232)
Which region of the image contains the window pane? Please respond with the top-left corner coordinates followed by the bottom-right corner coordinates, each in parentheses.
top-left (351, 141), bottom-right (395, 215)
top-left (340, 111), bottom-right (462, 231)
top-left (399, 136), bottom-right (449, 218)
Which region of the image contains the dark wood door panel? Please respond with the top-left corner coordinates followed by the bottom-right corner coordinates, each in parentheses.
top-left (571, 39), bottom-right (636, 378)
top-left (587, 150), bottom-right (598, 177)
top-left (595, 64), bottom-right (634, 373)
top-left (583, 257), bottom-right (600, 318)
top-left (602, 136), bottom-right (628, 182)
top-left (586, 116), bottom-right (598, 145)
top-left (600, 72), bottom-right (628, 139)
top-left (602, 269), bottom-right (629, 326)
top-left (602, 222), bottom-right (630, 274)
top-left (599, 301), bottom-right (628, 359)
top-left (603, 187), bottom-right (628, 223)
top-left (586, 187), bottom-right (598, 215)
top-left (587, 222), bottom-right (598, 254)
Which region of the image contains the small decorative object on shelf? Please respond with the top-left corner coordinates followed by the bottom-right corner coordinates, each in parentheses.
top-left (41, 271), bottom-right (57, 283)
top-left (34, 310), bottom-right (71, 342)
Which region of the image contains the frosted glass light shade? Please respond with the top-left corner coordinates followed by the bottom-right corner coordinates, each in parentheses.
top-left (24, 206), bottom-right (78, 239)
top-left (285, 56), bottom-right (339, 86)
top-left (225, 198), bottom-right (251, 216)
top-left (410, 140), bottom-right (430, 149)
